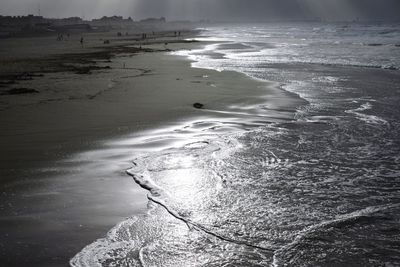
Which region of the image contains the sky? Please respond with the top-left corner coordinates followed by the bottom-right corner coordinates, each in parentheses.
top-left (1, 0), bottom-right (400, 21)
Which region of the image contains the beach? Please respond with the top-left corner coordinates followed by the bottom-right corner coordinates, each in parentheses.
top-left (1, 22), bottom-right (400, 267)
top-left (0, 29), bottom-right (301, 266)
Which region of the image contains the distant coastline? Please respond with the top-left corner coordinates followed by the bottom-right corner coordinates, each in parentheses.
top-left (0, 14), bottom-right (197, 38)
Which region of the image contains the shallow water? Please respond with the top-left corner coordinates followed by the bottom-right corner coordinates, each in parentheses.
top-left (72, 23), bottom-right (400, 266)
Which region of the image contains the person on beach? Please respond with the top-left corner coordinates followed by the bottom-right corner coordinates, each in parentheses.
top-left (57, 33), bottom-right (63, 41)
top-left (80, 37), bottom-right (84, 47)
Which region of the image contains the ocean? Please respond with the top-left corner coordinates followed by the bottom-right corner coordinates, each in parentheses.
top-left (72, 23), bottom-right (400, 266)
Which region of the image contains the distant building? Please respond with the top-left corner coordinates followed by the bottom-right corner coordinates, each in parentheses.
top-left (93, 16), bottom-right (123, 22)
top-left (51, 17), bottom-right (83, 26)
top-left (91, 16), bottom-right (133, 23)
top-left (0, 14), bottom-right (45, 27)
top-left (0, 15), bottom-right (47, 37)
top-left (0, 15), bottom-right (93, 37)
top-left (90, 16), bottom-right (134, 29)
top-left (139, 17), bottom-right (166, 24)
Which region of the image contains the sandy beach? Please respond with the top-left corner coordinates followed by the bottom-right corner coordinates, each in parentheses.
top-left (0, 29), bottom-right (303, 266)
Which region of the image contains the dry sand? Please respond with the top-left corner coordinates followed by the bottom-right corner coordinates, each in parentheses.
top-left (0, 31), bottom-right (302, 266)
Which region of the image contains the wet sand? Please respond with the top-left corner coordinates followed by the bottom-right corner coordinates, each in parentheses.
top-left (0, 32), bottom-right (303, 266)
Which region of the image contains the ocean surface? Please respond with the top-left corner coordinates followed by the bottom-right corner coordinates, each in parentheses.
top-left (72, 23), bottom-right (400, 266)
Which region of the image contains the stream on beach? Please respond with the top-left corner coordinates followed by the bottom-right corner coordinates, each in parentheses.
top-left (72, 23), bottom-right (400, 266)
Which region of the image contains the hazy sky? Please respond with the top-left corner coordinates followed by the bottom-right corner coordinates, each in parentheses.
top-left (1, 0), bottom-right (400, 21)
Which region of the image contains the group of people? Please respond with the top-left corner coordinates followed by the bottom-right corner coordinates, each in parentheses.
top-left (57, 29), bottom-right (183, 48)
top-left (139, 31), bottom-right (182, 40)
top-left (56, 33), bottom-right (70, 41)
top-left (56, 33), bottom-right (83, 47)
top-left (117, 32), bottom-right (129, 37)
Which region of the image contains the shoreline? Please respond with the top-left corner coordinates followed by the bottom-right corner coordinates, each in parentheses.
top-left (0, 31), bottom-right (305, 266)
